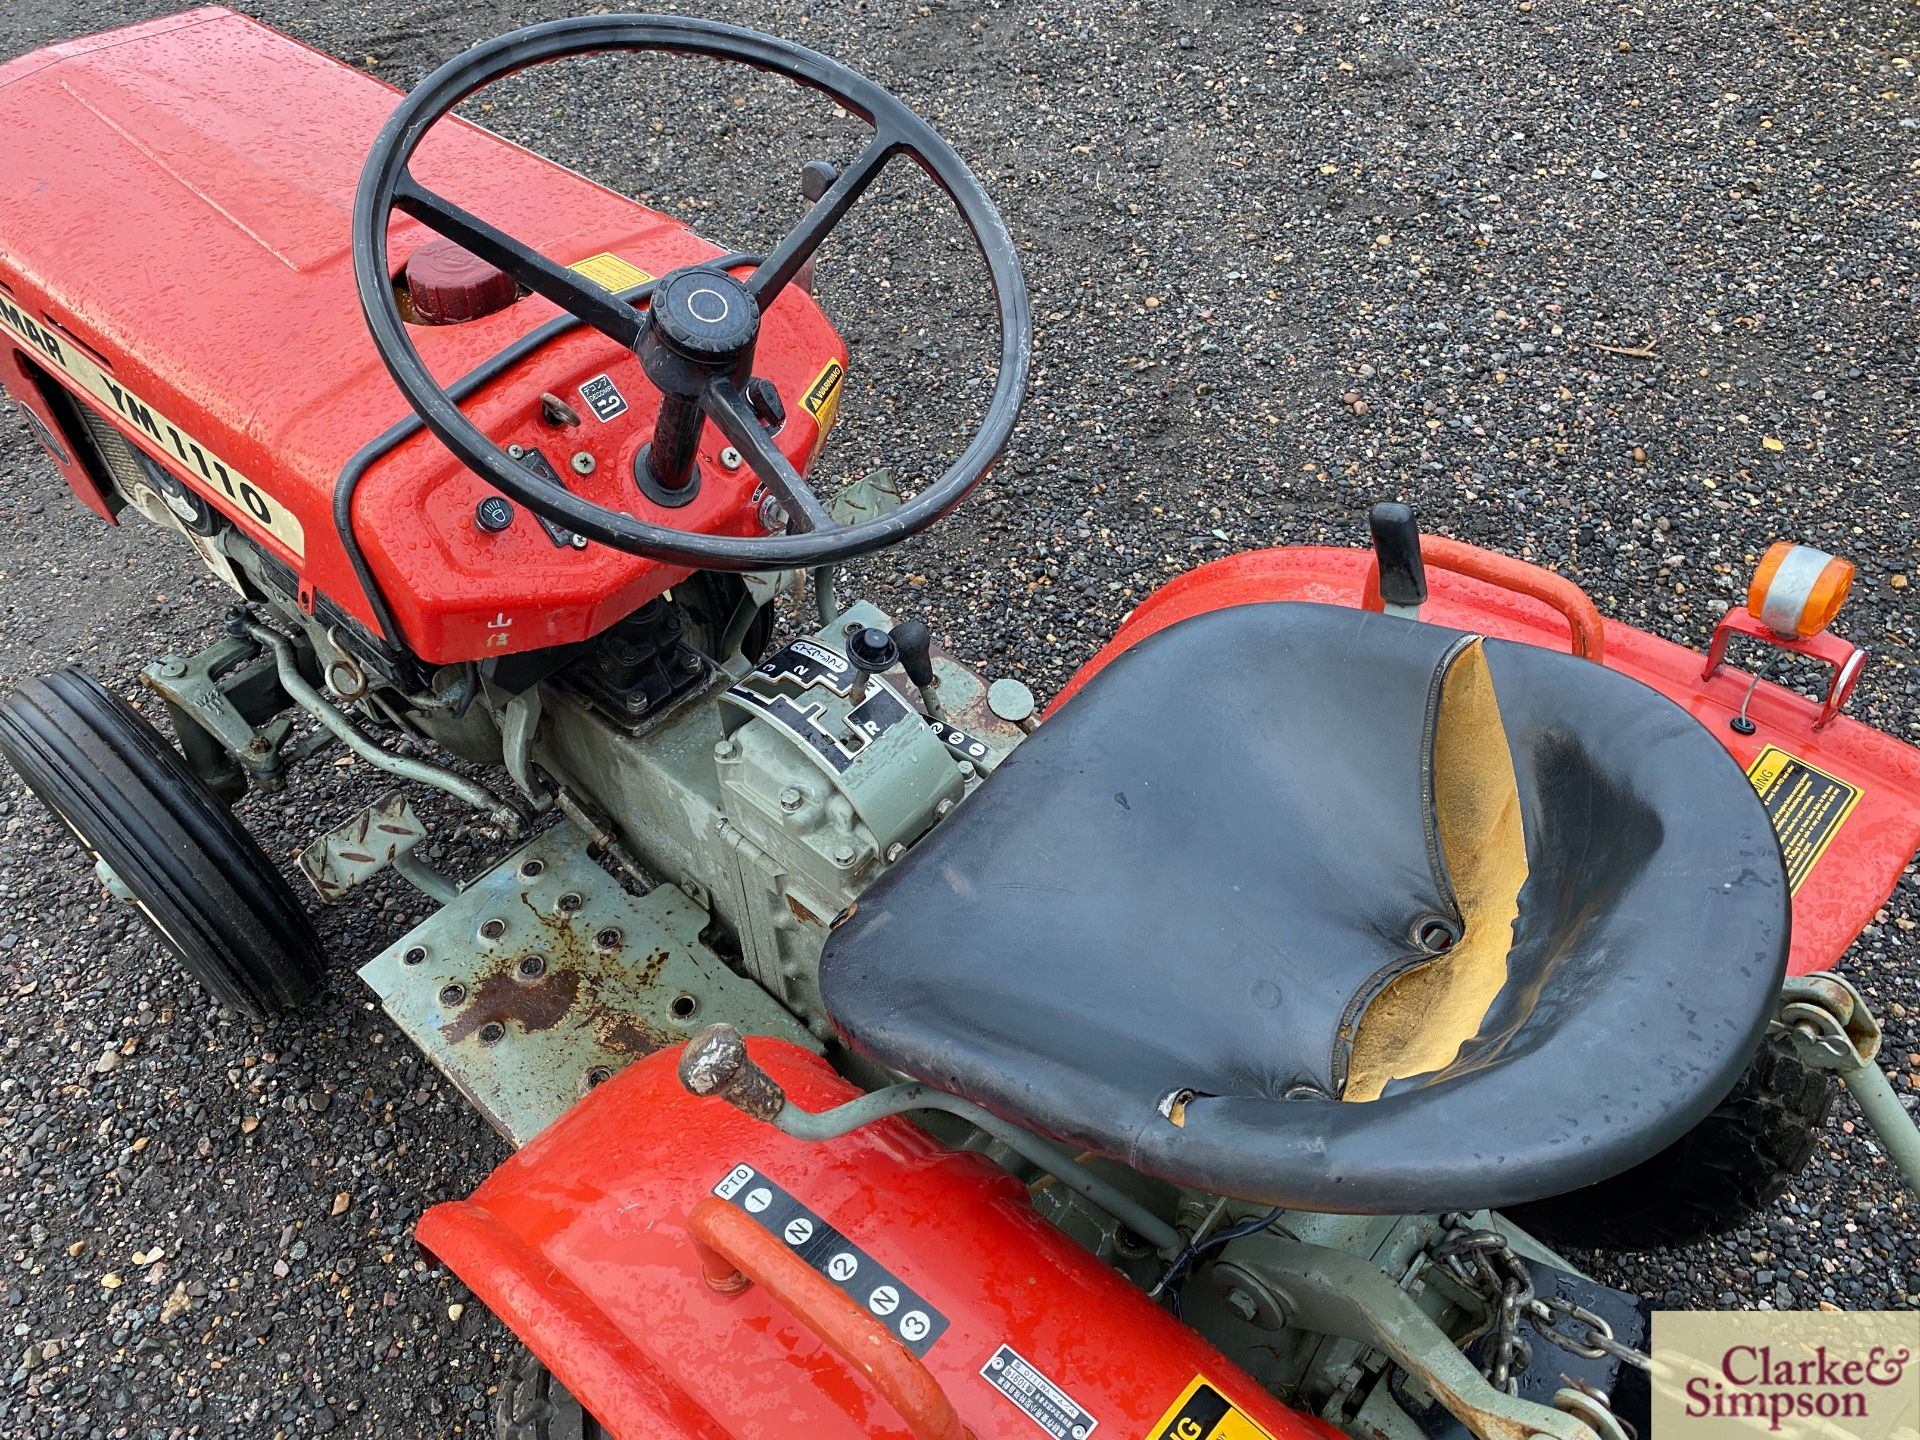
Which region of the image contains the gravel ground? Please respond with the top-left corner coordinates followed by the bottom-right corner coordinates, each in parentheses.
top-left (1, 0), bottom-right (1916, 1435)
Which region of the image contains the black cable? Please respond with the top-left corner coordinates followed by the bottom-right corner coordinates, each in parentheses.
top-left (1153, 1205), bottom-right (1286, 1319)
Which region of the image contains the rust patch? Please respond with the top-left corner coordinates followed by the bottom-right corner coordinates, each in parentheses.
top-left (785, 893), bottom-right (825, 927)
top-left (441, 967), bottom-right (581, 1045)
top-left (636, 949), bottom-right (669, 987)
top-left (604, 1016), bottom-right (672, 1053)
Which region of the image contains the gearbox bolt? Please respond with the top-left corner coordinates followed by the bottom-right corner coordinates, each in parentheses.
top-left (831, 843), bottom-right (857, 868)
top-left (779, 786), bottom-right (806, 812)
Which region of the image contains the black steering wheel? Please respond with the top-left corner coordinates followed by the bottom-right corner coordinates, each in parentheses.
top-left (351, 15), bottom-right (1031, 572)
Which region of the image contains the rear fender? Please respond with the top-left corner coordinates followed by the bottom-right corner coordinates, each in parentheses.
top-left (419, 1039), bottom-right (1341, 1440)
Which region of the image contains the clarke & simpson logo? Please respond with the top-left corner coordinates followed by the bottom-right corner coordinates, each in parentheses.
top-left (1653, 1311), bottom-right (1919, 1440)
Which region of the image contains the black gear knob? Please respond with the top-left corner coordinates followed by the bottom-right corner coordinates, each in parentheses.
top-left (1368, 502), bottom-right (1428, 611)
top-left (846, 626), bottom-right (899, 676)
top-left (888, 620), bottom-right (936, 690)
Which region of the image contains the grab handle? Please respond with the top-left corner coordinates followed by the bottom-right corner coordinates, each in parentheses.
top-left (1362, 536), bottom-right (1606, 662)
top-left (687, 1197), bottom-right (970, 1440)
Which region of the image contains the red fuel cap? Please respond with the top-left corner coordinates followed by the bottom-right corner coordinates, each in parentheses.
top-left (405, 239), bottom-right (518, 323)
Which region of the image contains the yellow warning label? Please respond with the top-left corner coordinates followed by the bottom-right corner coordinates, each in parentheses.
top-left (1144, 1377), bottom-right (1278, 1440)
top-left (569, 252), bottom-right (654, 292)
top-left (0, 295), bottom-right (305, 557)
top-left (1745, 745), bottom-right (1862, 892)
top-left (803, 357), bottom-right (846, 460)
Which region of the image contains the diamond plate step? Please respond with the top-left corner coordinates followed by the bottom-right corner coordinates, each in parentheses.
top-left (359, 823), bottom-right (818, 1145)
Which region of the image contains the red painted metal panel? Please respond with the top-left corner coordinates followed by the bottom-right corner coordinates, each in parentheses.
top-left (420, 1040), bottom-right (1341, 1440)
top-left (1053, 547), bottom-right (1920, 977)
top-left (0, 9), bottom-right (847, 661)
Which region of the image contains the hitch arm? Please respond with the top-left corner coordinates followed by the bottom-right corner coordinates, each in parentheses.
top-left (1775, 972), bottom-right (1920, 1193)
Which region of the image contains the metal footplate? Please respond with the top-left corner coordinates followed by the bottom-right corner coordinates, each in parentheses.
top-left (359, 822), bottom-right (818, 1145)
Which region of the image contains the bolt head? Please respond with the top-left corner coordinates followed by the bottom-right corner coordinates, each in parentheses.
top-left (756, 492), bottom-right (789, 533)
top-left (570, 451), bottom-right (597, 475)
top-left (719, 446), bottom-right (743, 470)
top-left (1224, 1288), bottom-right (1260, 1322)
top-left (714, 738), bottom-right (738, 760)
top-left (885, 843), bottom-right (906, 863)
top-left (831, 843), bottom-right (857, 867)
top-left (506, 443), bottom-right (526, 459)
top-left (779, 786), bottom-right (805, 812)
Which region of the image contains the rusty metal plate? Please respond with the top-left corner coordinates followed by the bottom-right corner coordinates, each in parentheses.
top-left (300, 789), bottom-right (427, 902)
top-left (358, 822), bottom-right (819, 1146)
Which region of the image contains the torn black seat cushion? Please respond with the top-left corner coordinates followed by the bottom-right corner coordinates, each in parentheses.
top-left (817, 603), bottom-right (1790, 1214)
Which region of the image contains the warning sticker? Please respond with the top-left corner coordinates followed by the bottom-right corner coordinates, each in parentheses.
top-left (1745, 746), bottom-right (1862, 892)
top-left (1144, 1377), bottom-right (1276, 1440)
top-left (982, 1345), bottom-right (1097, 1440)
top-left (803, 358), bottom-right (846, 458)
top-left (711, 1163), bottom-right (949, 1355)
top-left (569, 251), bottom-right (654, 293)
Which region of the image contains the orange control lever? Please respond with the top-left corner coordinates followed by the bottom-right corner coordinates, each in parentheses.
top-left (686, 1197), bottom-right (971, 1440)
top-left (1362, 535), bottom-right (1606, 662)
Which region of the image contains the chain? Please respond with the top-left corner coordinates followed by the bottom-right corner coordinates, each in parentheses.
top-left (1431, 1218), bottom-right (1535, 1392)
top-left (1430, 1216), bottom-right (1653, 1394)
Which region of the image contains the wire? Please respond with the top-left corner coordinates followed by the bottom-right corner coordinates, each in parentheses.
top-left (1151, 1205), bottom-right (1287, 1319)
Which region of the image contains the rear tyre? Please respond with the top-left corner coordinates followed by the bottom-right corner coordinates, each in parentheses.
top-left (0, 667), bottom-right (323, 1019)
top-left (495, 1346), bottom-right (606, 1440)
top-left (1504, 1035), bottom-right (1835, 1250)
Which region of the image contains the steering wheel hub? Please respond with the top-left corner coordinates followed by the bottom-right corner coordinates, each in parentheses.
top-left (649, 267), bottom-right (760, 365)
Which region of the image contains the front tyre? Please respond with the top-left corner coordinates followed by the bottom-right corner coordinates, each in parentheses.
top-left (1504, 1034), bottom-right (1836, 1250)
top-left (0, 667), bottom-right (324, 1019)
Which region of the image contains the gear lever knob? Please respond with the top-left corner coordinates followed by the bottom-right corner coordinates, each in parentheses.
top-left (889, 621), bottom-right (935, 690)
top-left (888, 620), bottom-right (945, 720)
top-left (1368, 502), bottom-right (1428, 614)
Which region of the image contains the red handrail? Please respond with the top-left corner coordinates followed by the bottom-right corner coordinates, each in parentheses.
top-left (1362, 536), bottom-right (1606, 662)
top-left (687, 1197), bottom-right (970, 1440)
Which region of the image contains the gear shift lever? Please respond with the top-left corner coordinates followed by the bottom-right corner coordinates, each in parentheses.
top-left (888, 620), bottom-right (944, 720)
top-left (1368, 503), bottom-right (1428, 618)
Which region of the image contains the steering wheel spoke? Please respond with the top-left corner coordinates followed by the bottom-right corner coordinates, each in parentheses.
top-left (353, 16), bottom-right (1029, 572)
top-left (393, 175), bottom-right (647, 348)
top-left (747, 134), bottom-right (901, 307)
top-left (703, 378), bottom-right (836, 534)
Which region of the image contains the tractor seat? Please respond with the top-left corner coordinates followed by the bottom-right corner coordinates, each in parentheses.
top-left (817, 603), bottom-right (1790, 1214)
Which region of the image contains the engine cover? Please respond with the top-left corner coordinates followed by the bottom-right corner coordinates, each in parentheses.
top-left (419, 1039), bottom-right (1338, 1440)
top-left (0, 9), bottom-right (847, 664)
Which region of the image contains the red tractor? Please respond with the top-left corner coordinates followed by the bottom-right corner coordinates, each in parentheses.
top-left (1, 12), bottom-right (1916, 1440)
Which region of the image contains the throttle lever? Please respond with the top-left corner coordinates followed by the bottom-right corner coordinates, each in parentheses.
top-left (1368, 502), bottom-right (1428, 616)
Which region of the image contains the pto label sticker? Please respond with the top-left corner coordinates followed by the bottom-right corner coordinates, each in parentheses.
top-left (0, 293), bottom-right (306, 557)
top-left (1145, 1377), bottom-right (1276, 1440)
top-left (982, 1345), bottom-right (1097, 1440)
top-left (579, 373), bottom-right (629, 423)
top-left (1745, 746), bottom-right (1862, 892)
top-left (711, 1164), bottom-right (949, 1355)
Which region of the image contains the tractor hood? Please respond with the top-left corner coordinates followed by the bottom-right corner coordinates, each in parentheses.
top-left (0, 9), bottom-right (847, 662)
